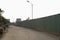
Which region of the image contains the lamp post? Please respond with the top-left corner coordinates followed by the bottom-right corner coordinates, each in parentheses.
top-left (27, 0), bottom-right (33, 19)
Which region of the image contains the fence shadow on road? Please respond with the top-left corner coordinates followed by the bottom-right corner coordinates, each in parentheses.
top-left (15, 25), bottom-right (60, 40)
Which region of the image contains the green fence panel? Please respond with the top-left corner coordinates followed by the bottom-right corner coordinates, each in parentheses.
top-left (16, 14), bottom-right (60, 34)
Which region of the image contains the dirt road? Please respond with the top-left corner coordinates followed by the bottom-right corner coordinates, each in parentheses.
top-left (1, 25), bottom-right (59, 40)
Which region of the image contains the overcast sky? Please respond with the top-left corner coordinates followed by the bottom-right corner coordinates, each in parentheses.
top-left (0, 0), bottom-right (60, 22)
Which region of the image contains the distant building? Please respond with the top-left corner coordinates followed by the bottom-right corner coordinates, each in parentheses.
top-left (16, 18), bottom-right (21, 23)
top-left (26, 17), bottom-right (30, 20)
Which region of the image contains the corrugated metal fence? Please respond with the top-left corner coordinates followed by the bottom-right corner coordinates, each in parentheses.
top-left (16, 14), bottom-right (60, 35)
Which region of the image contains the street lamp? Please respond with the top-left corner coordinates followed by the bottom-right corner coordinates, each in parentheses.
top-left (27, 0), bottom-right (33, 19)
